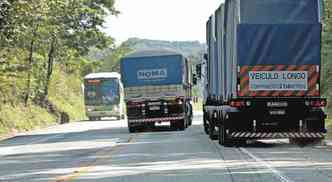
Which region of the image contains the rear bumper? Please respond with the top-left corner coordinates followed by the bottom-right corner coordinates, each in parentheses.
top-left (128, 116), bottom-right (185, 124)
top-left (86, 111), bottom-right (121, 117)
top-left (230, 132), bottom-right (324, 139)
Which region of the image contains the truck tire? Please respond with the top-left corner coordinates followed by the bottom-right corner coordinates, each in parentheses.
top-left (203, 113), bottom-right (209, 134)
top-left (209, 122), bottom-right (218, 140)
top-left (219, 124), bottom-right (226, 145)
top-left (219, 115), bottom-right (233, 147)
top-left (170, 122), bottom-right (177, 131)
top-left (188, 117), bottom-right (192, 126)
top-left (178, 119), bottom-right (185, 131)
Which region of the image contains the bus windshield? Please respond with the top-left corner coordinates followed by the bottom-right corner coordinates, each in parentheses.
top-left (84, 78), bottom-right (120, 106)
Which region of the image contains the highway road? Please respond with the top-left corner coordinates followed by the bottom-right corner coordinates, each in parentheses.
top-left (0, 113), bottom-right (332, 182)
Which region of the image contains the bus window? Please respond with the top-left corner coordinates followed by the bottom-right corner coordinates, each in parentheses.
top-left (100, 79), bottom-right (120, 105)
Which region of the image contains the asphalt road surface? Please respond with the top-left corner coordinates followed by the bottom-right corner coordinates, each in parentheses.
top-left (1, 113), bottom-right (332, 182)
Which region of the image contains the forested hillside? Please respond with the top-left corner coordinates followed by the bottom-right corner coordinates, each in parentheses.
top-left (0, 0), bottom-right (118, 135)
top-left (91, 38), bottom-right (205, 73)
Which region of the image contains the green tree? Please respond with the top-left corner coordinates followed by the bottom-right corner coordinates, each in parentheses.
top-left (0, 0), bottom-right (119, 106)
top-left (322, 0), bottom-right (332, 114)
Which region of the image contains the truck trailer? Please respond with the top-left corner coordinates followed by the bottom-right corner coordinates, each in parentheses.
top-left (202, 0), bottom-right (327, 146)
top-left (121, 49), bottom-right (194, 132)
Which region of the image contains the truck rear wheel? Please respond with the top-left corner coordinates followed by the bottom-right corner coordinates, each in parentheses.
top-left (177, 119), bottom-right (185, 131)
top-left (203, 113), bottom-right (209, 134)
top-left (219, 115), bottom-right (234, 147)
top-left (219, 124), bottom-right (226, 145)
top-left (209, 122), bottom-right (218, 140)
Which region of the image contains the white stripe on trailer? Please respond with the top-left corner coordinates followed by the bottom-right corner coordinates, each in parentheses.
top-left (262, 133), bottom-right (267, 138)
top-left (273, 133), bottom-right (279, 138)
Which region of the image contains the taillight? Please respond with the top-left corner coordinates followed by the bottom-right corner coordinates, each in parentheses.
top-left (230, 101), bottom-right (246, 107)
top-left (127, 101), bottom-right (144, 108)
top-left (309, 100), bottom-right (327, 108)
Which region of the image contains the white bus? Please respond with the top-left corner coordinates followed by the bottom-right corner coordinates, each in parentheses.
top-left (83, 72), bottom-right (125, 121)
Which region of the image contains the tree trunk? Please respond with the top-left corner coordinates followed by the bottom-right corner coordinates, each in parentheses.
top-left (24, 25), bottom-right (39, 107)
top-left (24, 38), bottom-right (35, 106)
top-left (42, 36), bottom-right (56, 102)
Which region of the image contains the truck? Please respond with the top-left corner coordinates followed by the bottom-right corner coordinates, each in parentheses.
top-left (120, 49), bottom-right (194, 133)
top-left (201, 0), bottom-right (327, 146)
top-left (84, 72), bottom-right (125, 121)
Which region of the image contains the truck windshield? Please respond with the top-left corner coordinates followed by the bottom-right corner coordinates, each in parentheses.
top-left (240, 0), bottom-right (319, 24)
top-left (84, 78), bottom-right (120, 106)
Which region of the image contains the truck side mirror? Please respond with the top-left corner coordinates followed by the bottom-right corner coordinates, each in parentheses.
top-left (203, 53), bottom-right (208, 61)
top-left (196, 64), bottom-right (202, 79)
top-left (193, 74), bottom-right (198, 85)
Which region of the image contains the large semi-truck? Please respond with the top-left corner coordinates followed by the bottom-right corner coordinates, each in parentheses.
top-left (121, 49), bottom-right (194, 133)
top-left (202, 0), bottom-right (327, 146)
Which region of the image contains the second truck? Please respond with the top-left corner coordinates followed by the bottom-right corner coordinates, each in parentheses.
top-left (121, 49), bottom-right (194, 132)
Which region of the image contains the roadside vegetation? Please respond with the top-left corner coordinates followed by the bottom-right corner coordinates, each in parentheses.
top-left (322, 0), bottom-right (332, 134)
top-left (0, 0), bottom-right (118, 136)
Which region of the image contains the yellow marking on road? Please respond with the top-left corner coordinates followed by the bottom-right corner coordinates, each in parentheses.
top-left (54, 134), bottom-right (137, 182)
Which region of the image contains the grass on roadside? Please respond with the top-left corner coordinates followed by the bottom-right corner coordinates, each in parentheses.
top-left (325, 116), bottom-right (332, 139)
top-left (0, 104), bottom-right (56, 136)
top-left (48, 67), bottom-right (86, 122)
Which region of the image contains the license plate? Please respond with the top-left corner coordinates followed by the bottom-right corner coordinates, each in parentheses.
top-left (148, 102), bottom-right (161, 106)
top-left (269, 110), bottom-right (286, 115)
top-left (149, 106), bottom-right (160, 111)
top-left (267, 102), bottom-right (288, 107)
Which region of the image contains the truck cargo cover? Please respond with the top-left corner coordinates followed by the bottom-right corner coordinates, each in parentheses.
top-left (237, 0), bottom-right (321, 66)
top-left (239, 0), bottom-right (319, 24)
top-left (121, 50), bottom-right (184, 87)
top-left (237, 24), bottom-right (321, 66)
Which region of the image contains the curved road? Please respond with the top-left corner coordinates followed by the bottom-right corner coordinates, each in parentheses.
top-left (0, 113), bottom-right (332, 181)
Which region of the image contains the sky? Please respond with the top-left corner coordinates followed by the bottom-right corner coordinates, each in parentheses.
top-left (104, 0), bottom-right (222, 44)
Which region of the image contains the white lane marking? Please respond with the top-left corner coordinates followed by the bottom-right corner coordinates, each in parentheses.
top-left (239, 148), bottom-right (294, 182)
top-left (0, 133), bottom-right (66, 156)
